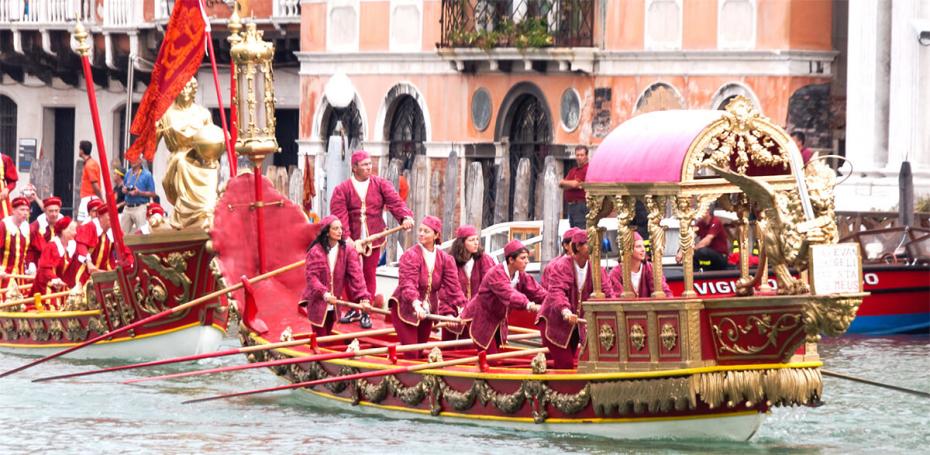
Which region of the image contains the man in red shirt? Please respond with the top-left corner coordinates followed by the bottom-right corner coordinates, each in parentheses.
top-left (559, 145), bottom-right (589, 229)
top-left (791, 131), bottom-right (814, 164)
top-left (77, 141), bottom-right (103, 222)
top-left (678, 205), bottom-right (730, 271)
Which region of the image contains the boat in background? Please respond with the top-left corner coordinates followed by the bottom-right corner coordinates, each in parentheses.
top-left (0, 230), bottom-right (230, 359)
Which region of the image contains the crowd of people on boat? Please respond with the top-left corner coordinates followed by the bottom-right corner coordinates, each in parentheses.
top-left (297, 149), bottom-right (685, 370)
top-left (0, 141), bottom-right (169, 307)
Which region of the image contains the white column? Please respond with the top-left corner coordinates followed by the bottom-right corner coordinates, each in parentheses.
top-left (845, 0), bottom-right (891, 171)
top-left (886, 0), bottom-right (923, 171)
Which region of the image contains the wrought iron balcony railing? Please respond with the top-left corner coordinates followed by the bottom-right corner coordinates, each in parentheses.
top-left (440, 0), bottom-right (594, 49)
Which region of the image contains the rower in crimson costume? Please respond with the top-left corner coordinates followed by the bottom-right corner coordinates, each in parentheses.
top-left (540, 227), bottom-right (582, 289)
top-left (299, 215), bottom-right (371, 337)
top-left (0, 197), bottom-right (31, 288)
top-left (330, 150), bottom-right (414, 329)
top-left (445, 224), bottom-right (495, 341)
top-left (26, 196), bottom-right (63, 273)
top-left (537, 230), bottom-right (615, 369)
top-left (460, 239), bottom-right (546, 355)
top-left (388, 216), bottom-right (467, 358)
top-left (65, 199), bottom-right (115, 285)
top-left (0, 154), bottom-right (19, 218)
top-left (609, 232), bottom-right (673, 297)
top-left (30, 216), bottom-right (77, 297)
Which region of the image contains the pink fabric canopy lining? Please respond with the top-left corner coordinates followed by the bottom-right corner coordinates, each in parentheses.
top-left (587, 110), bottom-right (725, 184)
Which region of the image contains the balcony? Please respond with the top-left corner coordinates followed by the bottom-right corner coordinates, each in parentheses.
top-left (0, 0), bottom-right (93, 26)
top-left (438, 0), bottom-right (595, 73)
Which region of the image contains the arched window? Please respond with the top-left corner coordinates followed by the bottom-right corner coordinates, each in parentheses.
top-left (710, 83), bottom-right (761, 112)
top-left (634, 82), bottom-right (685, 115)
top-left (323, 101), bottom-right (364, 154)
top-left (507, 93), bottom-right (551, 221)
top-left (387, 95), bottom-right (426, 171)
top-left (0, 95), bottom-right (16, 160)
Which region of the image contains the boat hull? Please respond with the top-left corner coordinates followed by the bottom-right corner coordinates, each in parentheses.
top-left (0, 323), bottom-right (225, 360)
top-left (662, 264), bottom-right (929, 335)
top-left (295, 386), bottom-right (766, 441)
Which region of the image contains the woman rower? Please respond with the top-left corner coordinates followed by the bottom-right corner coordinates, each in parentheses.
top-left (460, 239), bottom-right (546, 354)
top-left (609, 232), bottom-right (673, 297)
top-left (30, 217), bottom-right (77, 301)
top-left (299, 215), bottom-right (371, 337)
top-left (537, 230), bottom-right (614, 369)
top-left (445, 224), bottom-right (495, 340)
top-left (388, 216), bottom-right (467, 358)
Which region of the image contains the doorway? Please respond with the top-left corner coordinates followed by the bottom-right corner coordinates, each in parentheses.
top-left (53, 108), bottom-right (75, 216)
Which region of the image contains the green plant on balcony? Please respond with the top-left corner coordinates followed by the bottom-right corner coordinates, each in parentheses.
top-left (513, 17), bottom-right (554, 49)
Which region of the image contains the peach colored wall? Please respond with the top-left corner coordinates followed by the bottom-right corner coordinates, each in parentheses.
top-left (756, 0), bottom-right (791, 49)
top-left (422, 0), bottom-right (442, 52)
top-left (301, 3), bottom-right (326, 52)
top-left (788, 0), bottom-right (832, 50)
top-left (359, 2), bottom-right (390, 51)
top-left (607, 0), bottom-right (645, 50)
top-left (682, 0), bottom-right (718, 49)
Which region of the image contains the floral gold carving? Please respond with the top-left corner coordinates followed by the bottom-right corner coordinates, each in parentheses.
top-left (711, 313), bottom-right (801, 355)
top-left (65, 319), bottom-right (88, 341)
top-left (630, 324), bottom-right (646, 351)
top-left (660, 323), bottom-right (677, 351)
top-left (803, 295), bottom-right (863, 342)
top-left (1, 318), bottom-right (17, 340)
top-left (48, 320), bottom-right (65, 341)
top-left (598, 324), bottom-right (615, 352)
top-left (137, 251), bottom-right (195, 313)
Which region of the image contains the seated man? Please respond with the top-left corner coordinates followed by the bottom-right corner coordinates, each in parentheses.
top-left (678, 205), bottom-right (729, 271)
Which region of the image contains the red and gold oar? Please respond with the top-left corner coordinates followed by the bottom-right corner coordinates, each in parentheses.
top-left (0, 259), bottom-right (305, 378)
top-left (183, 347), bottom-right (548, 405)
top-left (125, 332), bottom-right (540, 385)
top-left (32, 327), bottom-right (395, 383)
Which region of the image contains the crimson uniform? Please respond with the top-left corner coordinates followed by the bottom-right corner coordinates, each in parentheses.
top-left (30, 237), bottom-right (75, 296)
top-left (389, 243), bottom-right (466, 357)
top-left (0, 155), bottom-right (18, 218)
top-left (0, 215), bottom-right (30, 288)
top-left (65, 218), bottom-right (115, 285)
top-left (608, 262), bottom-right (673, 298)
top-left (300, 239), bottom-right (371, 337)
top-left (330, 153), bottom-right (413, 298)
top-left (537, 254), bottom-right (614, 369)
top-left (460, 262), bottom-right (546, 354)
top-left (26, 216), bottom-right (56, 271)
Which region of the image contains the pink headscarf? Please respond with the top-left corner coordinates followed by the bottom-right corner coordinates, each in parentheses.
top-left (571, 230), bottom-right (588, 245)
top-left (421, 215), bottom-right (442, 237)
top-left (503, 239), bottom-right (525, 258)
top-left (320, 215), bottom-right (338, 228)
top-left (351, 150), bottom-right (370, 166)
top-left (455, 224), bottom-right (478, 239)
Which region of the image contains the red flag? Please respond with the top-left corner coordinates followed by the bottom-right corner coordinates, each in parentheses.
top-left (127, 0), bottom-right (205, 161)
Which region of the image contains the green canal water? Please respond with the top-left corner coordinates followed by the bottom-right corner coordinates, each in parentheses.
top-left (2, 334), bottom-right (927, 454)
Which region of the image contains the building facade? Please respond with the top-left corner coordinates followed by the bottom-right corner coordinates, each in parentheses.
top-left (298, 0), bottom-right (839, 232)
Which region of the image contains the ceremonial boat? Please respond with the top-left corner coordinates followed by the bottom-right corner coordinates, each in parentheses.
top-left (208, 92), bottom-right (865, 440)
top-left (0, 20), bottom-right (232, 361)
top-left (0, 230), bottom-right (231, 359)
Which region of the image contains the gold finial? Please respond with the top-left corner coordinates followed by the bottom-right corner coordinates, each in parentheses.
top-left (73, 21), bottom-right (91, 57)
top-left (228, 2), bottom-right (242, 45)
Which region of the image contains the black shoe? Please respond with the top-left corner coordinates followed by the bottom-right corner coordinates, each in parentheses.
top-left (340, 309), bottom-right (362, 324)
top-left (360, 312), bottom-right (372, 329)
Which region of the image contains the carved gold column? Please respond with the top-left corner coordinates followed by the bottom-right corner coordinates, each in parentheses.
top-left (586, 194), bottom-right (606, 298)
top-left (645, 195), bottom-right (667, 298)
top-left (614, 195), bottom-right (636, 298)
top-left (735, 195), bottom-right (750, 283)
top-left (756, 217), bottom-right (773, 293)
top-left (674, 196), bottom-right (697, 298)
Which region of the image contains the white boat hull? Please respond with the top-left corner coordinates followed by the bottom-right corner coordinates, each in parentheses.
top-left (0, 324), bottom-right (226, 360)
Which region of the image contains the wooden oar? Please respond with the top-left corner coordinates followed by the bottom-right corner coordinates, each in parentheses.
top-left (32, 327), bottom-right (396, 382)
top-left (126, 333), bottom-right (541, 385)
top-left (0, 259), bottom-right (305, 378)
top-left (355, 225), bottom-right (406, 257)
top-left (183, 347), bottom-right (548, 404)
top-left (823, 369), bottom-right (930, 399)
top-left (0, 290), bottom-right (70, 310)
